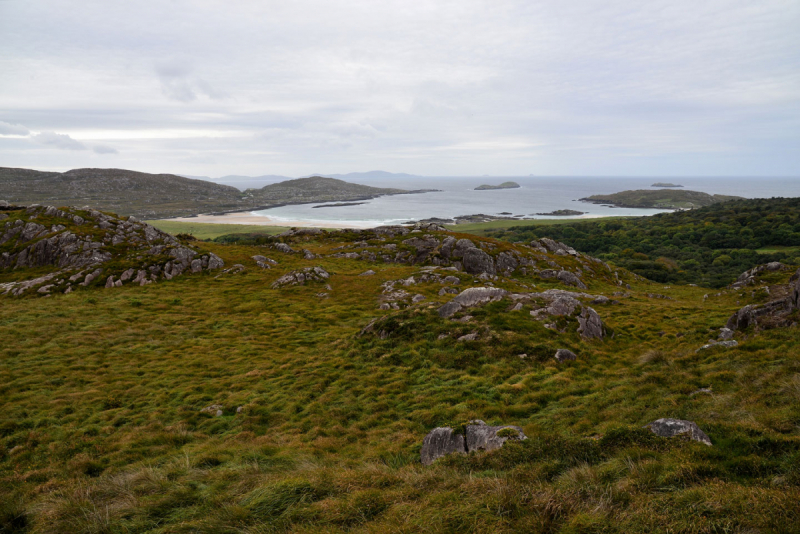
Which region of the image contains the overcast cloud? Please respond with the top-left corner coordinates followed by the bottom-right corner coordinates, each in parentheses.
top-left (0, 0), bottom-right (798, 177)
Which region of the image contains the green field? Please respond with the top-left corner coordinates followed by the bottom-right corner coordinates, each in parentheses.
top-left (146, 220), bottom-right (293, 240)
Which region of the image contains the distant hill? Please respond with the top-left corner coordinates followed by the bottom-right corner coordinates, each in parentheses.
top-left (580, 189), bottom-right (742, 209)
top-left (245, 176), bottom-right (431, 204)
top-left (0, 167), bottom-right (247, 219)
top-left (0, 167), bottom-right (429, 219)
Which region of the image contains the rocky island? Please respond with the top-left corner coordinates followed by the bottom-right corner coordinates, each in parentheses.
top-left (474, 181), bottom-right (520, 190)
top-left (580, 189), bottom-right (742, 209)
top-left (651, 182), bottom-right (683, 187)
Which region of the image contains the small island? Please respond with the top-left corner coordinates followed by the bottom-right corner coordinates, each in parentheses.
top-left (580, 189), bottom-right (743, 209)
top-left (475, 181), bottom-right (520, 190)
top-left (651, 182), bottom-right (683, 188)
top-left (535, 209), bottom-right (585, 216)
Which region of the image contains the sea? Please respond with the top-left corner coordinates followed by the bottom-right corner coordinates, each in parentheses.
top-left (252, 176), bottom-right (800, 227)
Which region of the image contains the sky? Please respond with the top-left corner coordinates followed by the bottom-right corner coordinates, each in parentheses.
top-left (0, 0), bottom-right (798, 178)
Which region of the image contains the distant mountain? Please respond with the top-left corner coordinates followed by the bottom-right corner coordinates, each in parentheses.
top-left (320, 170), bottom-right (423, 181)
top-left (0, 167), bottom-right (432, 219)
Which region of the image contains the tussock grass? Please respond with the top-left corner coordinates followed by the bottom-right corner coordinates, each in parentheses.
top-left (2, 235), bottom-right (800, 532)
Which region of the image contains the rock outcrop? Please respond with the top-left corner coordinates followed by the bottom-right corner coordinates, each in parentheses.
top-left (1, 205), bottom-right (224, 296)
top-left (730, 262), bottom-right (787, 289)
top-left (726, 267), bottom-right (800, 332)
top-left (420, 420), bottom-right (527, 465)
top-left (645, 418), bottom-right (712, 446)
top-left (271, 266), bottom-right (330, 288)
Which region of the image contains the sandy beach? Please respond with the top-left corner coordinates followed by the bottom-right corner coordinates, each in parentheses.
top-left (164, 212), bottom-right (380, 229)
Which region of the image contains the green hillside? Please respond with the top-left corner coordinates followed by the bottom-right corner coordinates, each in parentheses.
top-left (1, 203), bottom-right (800, 533)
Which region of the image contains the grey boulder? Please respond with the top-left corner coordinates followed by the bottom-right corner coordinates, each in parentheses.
top-left (420, 420), bottom-right (527, 465)
top-left (438, 287), bottom-right (508, 318)
top-left (554, 348), bottom-right (577, 362)
top-left (645, 418), bottom-right (712, 446)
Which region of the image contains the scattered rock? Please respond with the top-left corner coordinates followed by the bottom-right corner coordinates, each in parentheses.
top-left (457, 332), bottom-right (478, 341)
top-left (200, 404), bottom-right (224, 417)
top-left (696, 340), bottom-right (738, 352)
top-left (718, 328), bottom-right (734, 341)
top-left (557, 270), bottom-right (587, 289)
top-left (412, 294), bottom-right (426, 303)
top-left (554, 349), bottom-right (577, 362)
top-left (359, 269), bottom-right (376, 276)
top-left (645, 418), bottom-right (712, 446)
top-left (274, 243), bottom-right (295, 254)
top-left (271, 266), bottom-right (331, 288)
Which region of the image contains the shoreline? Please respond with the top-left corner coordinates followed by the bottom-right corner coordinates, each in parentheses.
top-left (164, 212), bottom-right (382, 229)
top-left (160, 210), bottom-right (635, 229)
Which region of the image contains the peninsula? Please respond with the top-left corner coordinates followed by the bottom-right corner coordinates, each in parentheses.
top-left (580, 189), bottom-right (742, 209)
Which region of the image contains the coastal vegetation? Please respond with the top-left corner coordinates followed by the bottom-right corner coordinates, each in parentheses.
top-left (487, 197), bottom-right (800, 287)
top-left (580, 189), bottom-right (741, 209)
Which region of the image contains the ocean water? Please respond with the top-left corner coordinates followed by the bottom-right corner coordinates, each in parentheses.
top-left (253, 176), bottom-right (800, 227)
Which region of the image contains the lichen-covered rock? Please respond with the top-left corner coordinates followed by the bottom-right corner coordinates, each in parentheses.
top-left (465, 420), bottom-right (527, 453)
top-left (462, 248), bottom-right (495, 275)
top-left (271, 266), bottom-right (331, 288)
top-left (438, 287), bottom-right (508, 318)
top-left (645, 418), bottom-right (712, 446)
top-left (274, 243), bottom-right (295, 254)
top-left (577, 306), bottom-right (604, 339)
top-left (420, 427), bottom-right (466, 465)
top-left (421, 420), bottom-right (527, 465)
top-left (557, 270), bottom-right (587, 289)
top-left (554, 349), bottom-right (577, 362)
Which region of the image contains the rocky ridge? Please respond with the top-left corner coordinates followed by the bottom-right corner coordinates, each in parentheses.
top-left (0, 204), bottom-right (223, 296)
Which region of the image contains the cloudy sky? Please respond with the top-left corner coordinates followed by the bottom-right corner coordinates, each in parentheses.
top-left (0, 0), bottom-right (798, 178)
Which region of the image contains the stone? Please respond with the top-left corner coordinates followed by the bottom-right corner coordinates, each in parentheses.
top-left (421, 420), bottom-right (527, 465)
top-left (718, 328), bottom-right (734, 340)
top-left (274, 243), bottom-right (295, 254)
top-left (577, 306), bottom-right (604, 339)
top-left (465, 421), bottom-right (527, 453)
top-left (697, 340), bottom-right (738, 351)
top-left (0, 200), bottom-right (8, 207)
top-left (554, 349), bottom-right (577, 362)
top-left (439, 287), bottom-right (458, 296)
top-left (726, 305), bottom-right (757, 330)
top-left (271, 266), bottom-right (331, 288)
top-left (207, 253), bottom-right (224, 270)
top-left (645, 418), bottom-right (712, 446)
top-left (200, 404), bottom-right (224, 417)
top-left (442, 275), bottom-right (460, 285)
top-left (420, 428), bottom-right (466, 465)
top-left (462, 248), bottom-right (496, 275)
top-left (359, 269), bottom-right (376, 276)
top-left (557, 270), bottom-right (587, 289)
top-left (452, 238), bottom-right (476, 259)
top-left (438, 287), bottom-right (508, 318)
top-left (191, 259), bottom-right (203, 273)
top-left (457, 332), bottom-right (478, 341)
top-left (412, 294), bottom-right (426, 303)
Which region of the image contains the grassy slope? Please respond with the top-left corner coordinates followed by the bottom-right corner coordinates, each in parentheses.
top-left (443, 217), bottom-right (624, 237)
top-left (2, 228), bottom-right (800, 532)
